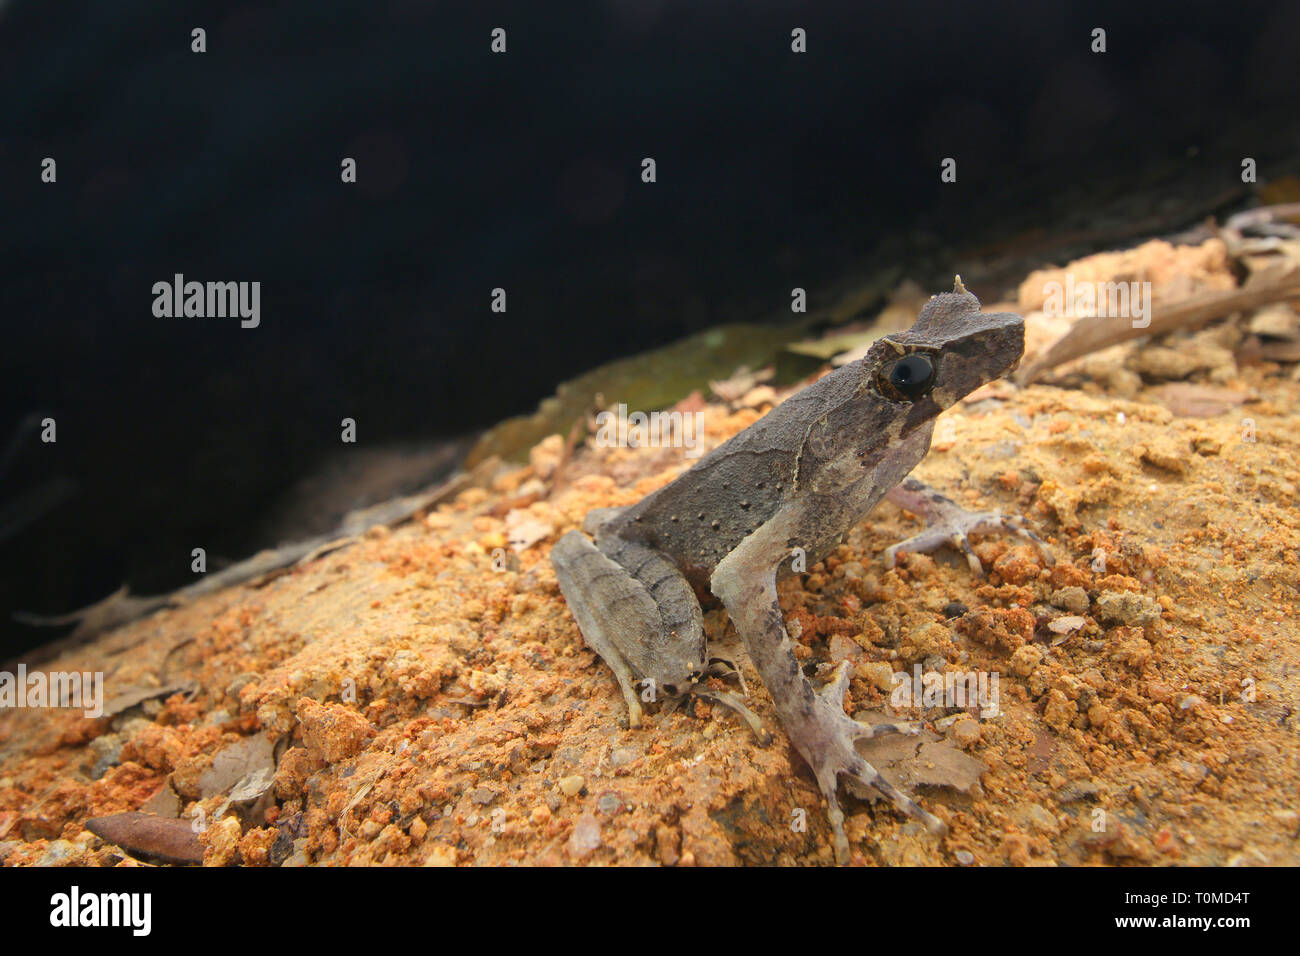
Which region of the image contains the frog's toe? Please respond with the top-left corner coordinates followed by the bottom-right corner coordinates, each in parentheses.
top-left (815, 664), bottom-right (918, 739)
top-left (813, 747), bottom-right (944, 864)
top-left (954, 511), bottom-right (1055, 571)
top-left (998, 514), bottom-right (1055, 565)
top-left (804, 703), bottom-right (944, 863)
top-left (817, 660), bottom-right (855, 709)
top-left (887, 508), bottom-right (1053, 575)
top-left (704, 656), bottom-right (750, 695)
top-left (857, 717), bottom-right (922, 739)
top-left (884, 479), bottom-right (1054, 574)
top-left (692, 687), bottom-right (770, 744)
top-left (622, 689), bottom-right (645, 729)
top-left (883, 528), bottom-right (957, 571)
top-left (845, 758), bottom-right (948, 837)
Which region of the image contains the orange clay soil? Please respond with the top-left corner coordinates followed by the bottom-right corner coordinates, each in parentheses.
top-left (3, 241), bottom-right (1299, 867)
top-left (2, 361), bottom-right (1297, 867)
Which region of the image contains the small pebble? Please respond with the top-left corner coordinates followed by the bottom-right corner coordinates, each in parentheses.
top-left (951, 715), bottom-right (980, 747)
top-left (1023, 803), bottom-right (1057, 833)
top-left (566, 814), bottom-right (602, 859)
top-left (1095, 590), bottom-right (1161, 626)
top-left (1050, 587), bottom-right (1090, 614)
top-left (423, 844), bottom-right (457, 867)
top-left (1058, 780), bottom-right (1101, 803)
top-left (597, 792), bottom-right (622, 815)
top-left (35, 839), bottom-right (84, 867)
top-left (610, 747), bottom-right (639, 767)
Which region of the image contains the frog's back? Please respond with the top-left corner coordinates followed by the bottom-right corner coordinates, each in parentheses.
top-left (606, 363), bottom-right (865, 581)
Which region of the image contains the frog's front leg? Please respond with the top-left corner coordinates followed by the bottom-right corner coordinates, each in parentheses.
top-left (883, 477), bottom-right (1053, 575)
top-left (710, 503), bottom-right (945, 864)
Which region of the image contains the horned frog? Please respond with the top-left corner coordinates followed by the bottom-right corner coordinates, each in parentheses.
top-left (552, 279), bottom-right (1050, 863)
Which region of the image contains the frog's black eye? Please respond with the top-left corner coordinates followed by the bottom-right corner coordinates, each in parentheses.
top-left (882, 353), bottom-right (935, 401)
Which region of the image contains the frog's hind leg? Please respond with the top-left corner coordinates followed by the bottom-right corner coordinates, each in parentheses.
top-left (551, 530), bottom-right (651, 727)
top-left (553, 528), bottom-right (708, 727)
top-left (581, 506), bottom-right (629, 535)
top-left (710, 506), bottom-right (945, 864)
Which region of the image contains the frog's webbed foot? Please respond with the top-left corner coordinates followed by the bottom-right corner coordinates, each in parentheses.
top-left (816, 661), bottom-right (918, 739)
top-left (883, 477), bottom-right (1053, 576)
top-left (803, 662), bottom-right (940, 860)
top-left (807, 697), bottom-right (946, 863)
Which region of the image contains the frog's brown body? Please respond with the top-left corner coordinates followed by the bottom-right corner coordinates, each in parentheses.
top-left (552, 282), bottom-right (1048, 862)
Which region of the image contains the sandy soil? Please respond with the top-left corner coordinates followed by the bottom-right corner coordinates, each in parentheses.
top-left (1, 243), bottom-right (1297, 867)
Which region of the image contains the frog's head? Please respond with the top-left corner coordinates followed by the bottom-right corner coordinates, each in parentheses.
top-left (866, 277), bottom-right (1024, 428)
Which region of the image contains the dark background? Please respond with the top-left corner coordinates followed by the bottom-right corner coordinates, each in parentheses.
top-left (2, 0), bottom-right (1298, 656)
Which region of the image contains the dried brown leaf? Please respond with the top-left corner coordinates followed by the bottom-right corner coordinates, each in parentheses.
top-left (1149, 383), bottom-right (1254, 418)
top-left (198, 735), bottom-right (276, 799)
top-left (845, 716), bottom-right (989, 804)
top-left (86, 812), bottom-right (203, 865)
